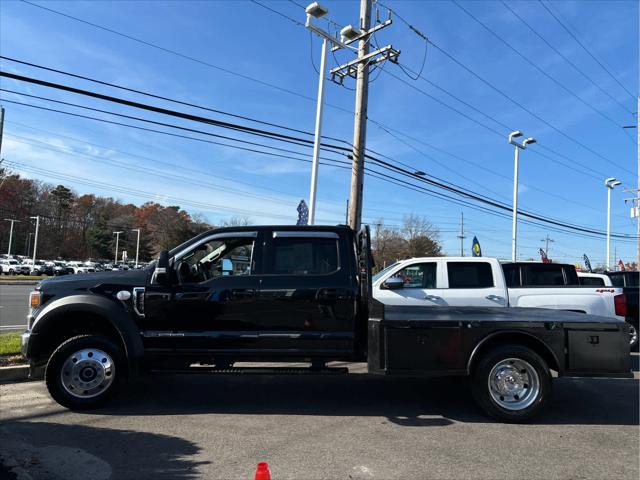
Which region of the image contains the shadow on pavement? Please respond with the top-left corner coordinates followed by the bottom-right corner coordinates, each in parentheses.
top-left (0, 420), bottom-right (207, 480)
top-left (85, 372), bottom-right (638, 426)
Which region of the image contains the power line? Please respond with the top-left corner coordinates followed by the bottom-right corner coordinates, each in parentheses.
top-left (538, 0), bottom-right (637, 100)
top-left (0, 72), bottom-right (352, 155)
top-left (380, 0), bottom-right (634, 179)
top-left (4, 57), bottom-right (620, 214)
top-left (17, 0), bottom-right (355, 115)
top-left (500, 0), bottom-right (633, 115)
top-left (4, 91), bottom-right (635, 240)
top-left (0, 55), bottom-right (352, 147)
top-left (19, 0), bottom-right (632, 184)
top-left (368, 119), bottom-right (632, 221)
top-left (2, 78), bottom-right (635, 239)
top-left (0, 99), bottom-right (352, 167)
top-left (5, 119), bottom-right (347, 204)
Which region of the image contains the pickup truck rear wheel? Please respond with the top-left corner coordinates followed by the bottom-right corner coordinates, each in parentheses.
top-left (45, 335), bottom-right (125, 410)
top-left (472, 345), bottom-right (551, 423)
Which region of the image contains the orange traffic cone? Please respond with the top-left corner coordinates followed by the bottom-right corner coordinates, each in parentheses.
top-left (254, 462), bottom-right (271, 480)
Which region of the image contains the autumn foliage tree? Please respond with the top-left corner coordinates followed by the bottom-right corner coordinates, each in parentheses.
top-left (0, 168), bottom-right (209, 261)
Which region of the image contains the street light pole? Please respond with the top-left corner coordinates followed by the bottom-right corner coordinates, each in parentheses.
top-left (113, 231), bottom-right (123, 265)
top-left (30, 216), bottom-right (39, 265)
top-left (308, 37), bottom-right (328, 225)
top-left (132, 229), bottom-right (141, 268)
top-left (508, 131), bottom-right (536, 261)
top-left (4, 218), bottom-right (20, 256)
top-left (605, 178), bottom-right (622, 270)
top-left (25, 233), bottom-right (33, 257)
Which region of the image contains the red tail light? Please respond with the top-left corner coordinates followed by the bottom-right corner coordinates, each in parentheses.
top-left (614, 294), bottom-right (627, 317)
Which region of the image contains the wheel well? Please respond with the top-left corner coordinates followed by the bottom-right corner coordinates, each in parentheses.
top-left (468, 332), bottom-right (560, 374)
top-left (34, 311), bottom-right (126, 362)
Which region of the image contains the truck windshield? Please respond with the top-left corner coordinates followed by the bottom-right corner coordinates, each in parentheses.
top-left (372, 262), bottom-right (399, 283)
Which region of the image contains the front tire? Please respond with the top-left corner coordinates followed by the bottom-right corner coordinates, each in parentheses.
top-left (45, 335), bottom-right (125, 410)
top-left (471, 345), bottom-right (551, 423)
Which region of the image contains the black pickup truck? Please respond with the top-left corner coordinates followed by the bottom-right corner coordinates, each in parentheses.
top-left (21, 225), bottom-right (631, 422)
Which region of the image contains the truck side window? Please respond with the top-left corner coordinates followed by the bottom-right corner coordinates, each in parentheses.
top-left (392, 263), bottom-right (437, 288)
top-left (175, 237), bottom-right (254, 283)
top-left (502, 264), bottom-right (520, 287)
top-left (272, 238), bottom-right (339, 275)
top-left (523, 264), bottom-right (565, 286)
top-left (609, 275), bottom-right (625, 287)
top-left (579, 277), bottom-right (605, 286)
top-left (447, 262), bottom-right (494, 288)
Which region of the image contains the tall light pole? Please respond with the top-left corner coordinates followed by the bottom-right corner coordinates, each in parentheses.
top-left (304, 2), bottom-right (350, 225)
top-left (132, 228), bottom-right (141, 268)
top-left (605, 178), bottom-right (622, 270)
top-left (4, 218), bottom-right (20, 256)
top-left (508, 131), bottom-right (536, 261)
top-left (30, 216), bottom-right (40, 266)
top-left (25, 232), bottom-right (34, 256)
top-left (113, 231), bottom-right (123, 265)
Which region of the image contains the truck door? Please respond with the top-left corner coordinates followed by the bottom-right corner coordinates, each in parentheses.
top-left (441, 260), bottom-right (507, 307)
top-left (375, 260), bottom-right (445, 306)
top-left (255, 230), bottom-right (356, 355)
top-left (141, 231), bottom-right (261, 351)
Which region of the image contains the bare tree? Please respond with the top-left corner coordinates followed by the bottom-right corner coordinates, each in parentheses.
top-left (219, 216), bottom-right (252, 227)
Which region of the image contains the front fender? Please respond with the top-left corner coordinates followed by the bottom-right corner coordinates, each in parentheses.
top-left (31, 294), bottom-right (144, 360)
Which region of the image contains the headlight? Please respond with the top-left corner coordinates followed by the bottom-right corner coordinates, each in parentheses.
top-left (29, 290), bottom-right (42, 312)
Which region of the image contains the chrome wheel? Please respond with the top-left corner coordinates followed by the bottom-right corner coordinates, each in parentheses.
top-left (629, 325), bottom-right (638, 347)
top-left (60, 348), bottom-right (115, 399)
top-left (488, 358), bottom-right (540, 411)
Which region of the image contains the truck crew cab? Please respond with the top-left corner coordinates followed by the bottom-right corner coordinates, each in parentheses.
top-left (21, 225), bottom-right (632, 422)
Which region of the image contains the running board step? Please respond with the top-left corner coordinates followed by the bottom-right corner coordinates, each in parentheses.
top-left (151, 366), bottom-right (349, 375)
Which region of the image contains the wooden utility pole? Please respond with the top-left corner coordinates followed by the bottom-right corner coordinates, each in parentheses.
top-left (0, 106), bottom-right (5, 156)
top-left (457, 212), bottom-right (466, 256)
top-left (347, 0), bottom-right (372, 231)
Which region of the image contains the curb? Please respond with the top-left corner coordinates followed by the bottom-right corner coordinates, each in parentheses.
top-left (0, 365), bottom-right (30, 383)
top-left (0, 281), bottom-right (39, 286)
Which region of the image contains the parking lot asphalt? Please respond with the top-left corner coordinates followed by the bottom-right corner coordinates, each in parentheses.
top-left (0, 284), bottom-right (32, 331)
top-left (1, 355), bottom-right (638, 480)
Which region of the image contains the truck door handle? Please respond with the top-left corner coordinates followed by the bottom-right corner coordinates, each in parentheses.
top-left (486, 295), bottom-right (505, 302)
top-left (424, 295), bottom-right (442, 301)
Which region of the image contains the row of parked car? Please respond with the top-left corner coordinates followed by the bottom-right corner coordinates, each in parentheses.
top-left (0, 256), bottom-right (147, 276)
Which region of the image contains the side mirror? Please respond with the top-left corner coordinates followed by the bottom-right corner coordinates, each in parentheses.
top-left (382, 277), bottom-right (404, 290)
top-left (152, 250), bottom-right (170, 284)
top-left (221, 258), bottom-right (233, 275)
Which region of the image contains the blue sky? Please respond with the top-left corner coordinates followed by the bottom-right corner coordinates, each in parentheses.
top-left (0, 0), bottom-right (638, 265)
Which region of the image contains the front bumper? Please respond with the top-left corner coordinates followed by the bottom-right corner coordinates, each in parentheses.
top-left (20, 331), bottom-right (39, 359)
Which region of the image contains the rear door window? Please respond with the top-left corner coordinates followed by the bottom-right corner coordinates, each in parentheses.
top-left (271, 237), bottom-right (339, 275)
top-left (447, 262), bottom-right (494, 288)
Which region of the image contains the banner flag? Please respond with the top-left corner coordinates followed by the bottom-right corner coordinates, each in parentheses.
top-left (296, 200), bottom-right (309, 226)
top-left (539, 248), bottom-right (550, 263)
top-left (583, 254), bottom-right (592, 272)
top-left (471, 236), bottom-right (482, 257)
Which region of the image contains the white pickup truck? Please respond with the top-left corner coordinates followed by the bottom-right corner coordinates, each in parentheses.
top-left (373, 257), bottom-right (627, 321)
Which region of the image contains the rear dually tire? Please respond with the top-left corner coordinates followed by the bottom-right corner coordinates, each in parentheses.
top-left (471, 344), bottom-right (552, 423)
